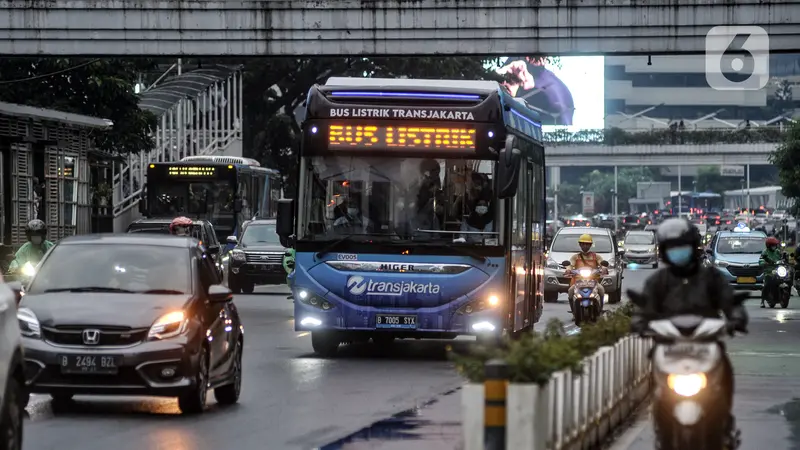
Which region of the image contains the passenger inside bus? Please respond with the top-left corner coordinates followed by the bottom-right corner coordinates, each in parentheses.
top-left (456, 198), bottom-right (495, 243)
top-left (333, 196), bottom-right (374, 232)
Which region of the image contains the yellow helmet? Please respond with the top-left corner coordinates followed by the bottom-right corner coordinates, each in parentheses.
top-left (578, 234), bottom-right (593, 244)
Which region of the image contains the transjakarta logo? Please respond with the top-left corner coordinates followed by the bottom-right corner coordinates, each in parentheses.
top-left (346, 275), bottom-right (440, 297)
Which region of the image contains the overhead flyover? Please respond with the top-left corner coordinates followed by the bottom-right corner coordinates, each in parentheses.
top-left (0, 0), bottom-right (799, 56)
top-left (544, 143), bottom-right (775, 167)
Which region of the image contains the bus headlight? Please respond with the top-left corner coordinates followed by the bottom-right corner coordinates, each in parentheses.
top-left (296, 290), bottom-right (334, 311)
top-left (457, 295), bottom-right (501, 314)
top-left (667, 373), bottom-right (707, 397)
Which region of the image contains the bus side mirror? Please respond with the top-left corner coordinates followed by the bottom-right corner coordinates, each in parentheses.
top-left (277, 199), bottom-right (295, 242)
top-left (234, 198), bottom-right (243, 213)
top-left (496, 135), bottom-right (521, 199)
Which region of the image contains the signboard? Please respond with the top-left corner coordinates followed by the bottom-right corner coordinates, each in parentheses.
top-left (720, 165), bottom-right (745, 177)
top-left (582, 192), bottom-right (595, 215)
top-left (329, 107), bottom-right (476, 121)
top-left (328, 124), bottom-right (476, 151)
top-left (167, 166), bottom-right (217, 177)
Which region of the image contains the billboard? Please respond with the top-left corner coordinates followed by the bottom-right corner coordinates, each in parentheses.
top-left (495, 56), bottom-right (605, 131)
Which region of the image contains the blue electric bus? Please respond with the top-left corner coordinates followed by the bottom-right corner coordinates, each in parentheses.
top-left (276, 77), bottom-right (547, 355)
top-left (141, 155), bottom-right (281, 250)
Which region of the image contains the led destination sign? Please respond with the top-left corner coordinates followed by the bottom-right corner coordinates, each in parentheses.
top-left (167, 166), bottom-right (217, 176)
top-left (328, 124), bottom-right (476, 151)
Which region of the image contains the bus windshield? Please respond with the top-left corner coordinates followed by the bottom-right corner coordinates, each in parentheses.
top-left (298, 155), bottom-right (499, 245)
top-left (148, 180), bottom-right (235, 228)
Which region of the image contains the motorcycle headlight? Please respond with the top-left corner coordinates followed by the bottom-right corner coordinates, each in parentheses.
top-left (667, 373), bottom-right (707, 397)
top-left (148, 311), bottom-right (188, 340)
top-left (578, 268), bottom-right (592, 278)
top-left (776, 266), bottom-right (789, 278)
top-left (21, 262), bottom-right (36, 277)
top-left (17, 307), bottom-right (41, 339)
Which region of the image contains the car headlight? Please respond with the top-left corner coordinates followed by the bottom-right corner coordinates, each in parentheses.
top-left (667, 373), bottom-right (707, 397)
top-left (17, 307), bottom-right (41, 339)
top-left (578, 268), bottom-right (592, 278)
top-left (545, 259), bottom-right (561, 269)
top-left (21, 262), bottom-right (36, 277)
top-left (148, 311), bottom-right (188, 340)
top-left (776, 266), bottom-right (789, 277)
top-left (714, 260), bottom-right (729, 267)
top-left (231, 249), bottom-right (246, 261)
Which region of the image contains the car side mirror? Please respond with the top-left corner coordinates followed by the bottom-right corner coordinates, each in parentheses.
top-left (208, 284), bottom-right (233, 302)
top-left (496, 135), bottom-right (522, 199)
top-left (226, 235), bottom-right (238, 245)
top-left (560, 260), bottom-right (571, 267)
top-left (208, 246), bottom-right (219, 255)
top-left (7, 281), bottom-right (22, 305)
top-left (600, 260), bottom-right (610, 267)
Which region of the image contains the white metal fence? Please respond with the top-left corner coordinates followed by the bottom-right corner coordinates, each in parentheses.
top-left (463, 335), bottom-right (652, 450)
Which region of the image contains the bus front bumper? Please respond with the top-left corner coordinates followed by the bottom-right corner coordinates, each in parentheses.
top-left (294, 299), bottom-right (503, 337)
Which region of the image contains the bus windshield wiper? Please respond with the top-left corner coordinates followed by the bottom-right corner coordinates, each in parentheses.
top-left (395, 239), bottom-right (487, 263)
top-left (315, 233), bottom-right (400, 259)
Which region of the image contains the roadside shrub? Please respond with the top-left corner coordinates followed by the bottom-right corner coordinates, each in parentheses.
top-left (451, 304), bottom-right (633, 384)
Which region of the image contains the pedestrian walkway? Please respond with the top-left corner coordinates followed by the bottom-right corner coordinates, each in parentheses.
top-left (320, 388), bottom-right (462, 450)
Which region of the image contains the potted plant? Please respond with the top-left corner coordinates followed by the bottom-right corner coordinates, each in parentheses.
top-left (93, 183), bottom-right (112, 207)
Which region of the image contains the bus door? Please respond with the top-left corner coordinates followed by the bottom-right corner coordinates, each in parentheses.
top-left (510, 161), bottom-right (533, 333)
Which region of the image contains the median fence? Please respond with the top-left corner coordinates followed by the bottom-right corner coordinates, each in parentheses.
top-left (461, 334), bottom-right (652, 450)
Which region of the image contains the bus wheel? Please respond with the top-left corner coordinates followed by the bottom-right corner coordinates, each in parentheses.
top-left (242, 283), bottom-right (255, 294)
top-left (311, 332), bottom-right (340, 357)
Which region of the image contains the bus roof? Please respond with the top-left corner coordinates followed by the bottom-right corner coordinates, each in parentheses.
top-left (325, 77), bottom-right (502, 95)
top-left (181, 155), bottom-right (261, 166)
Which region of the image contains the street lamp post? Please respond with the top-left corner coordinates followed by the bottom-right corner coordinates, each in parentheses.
top-left (610, 188), bottom-right (618, 235)
top-left (740, 179), bottom-right (746, 211)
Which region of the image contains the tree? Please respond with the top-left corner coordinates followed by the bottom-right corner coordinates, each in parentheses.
top-left (770, 121), bottom-right (800, 201)
top-left (0, 58), bottom-right (158, 154)
top-left (577, 167), bottom-right (658, 213)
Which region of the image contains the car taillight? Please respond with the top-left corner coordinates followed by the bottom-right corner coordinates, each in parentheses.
top-left (726, 220), bottom-right (731, 224)
top-left (716, 220), bottom-right (720, 224)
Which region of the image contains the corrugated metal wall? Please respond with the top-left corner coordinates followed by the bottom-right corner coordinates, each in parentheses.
top-left (0, 114), bottom-right (93, 247)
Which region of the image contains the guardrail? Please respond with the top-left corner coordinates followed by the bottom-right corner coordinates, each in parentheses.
top-left (462, 335), bottom-right (652, 450)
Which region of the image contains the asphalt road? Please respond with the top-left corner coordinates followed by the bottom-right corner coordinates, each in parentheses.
top-left (21, 268), bottom-right (652, 450)
top-left (612, 282), bottom-right (800, 450)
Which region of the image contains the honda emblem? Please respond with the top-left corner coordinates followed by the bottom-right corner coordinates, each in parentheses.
top-left (82, 329), bottom-right (101, 345)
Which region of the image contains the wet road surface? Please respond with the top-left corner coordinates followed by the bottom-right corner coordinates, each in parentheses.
top-left (612, 289), bottom-right (800, 450)
top-left (22, 268), bottom-right (652, 450)
top-left (323, 267), bottom-right (655, 449)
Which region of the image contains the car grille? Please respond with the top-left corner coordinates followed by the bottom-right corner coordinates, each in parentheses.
top-left (245, 252), bottom-right (283, 263)
top-left (41, 326), bottom-right (149, 347)
top-left (727, 266), bottom-right (761, 278)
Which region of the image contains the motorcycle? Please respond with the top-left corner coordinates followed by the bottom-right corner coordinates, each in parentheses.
top-left (561, 260), bottom-right (609, 325)
top-left (5, 261), bottom-right (36, 304)
top-left (630, 291), bottom-right (748, 450)
top-left (765, 254), bottom-right (792, 309)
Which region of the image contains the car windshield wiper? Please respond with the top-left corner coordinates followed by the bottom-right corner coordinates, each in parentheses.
top-left (43, 287), bottom-right (135, 293)
top-left (138, 289), bottom-right (185, 295)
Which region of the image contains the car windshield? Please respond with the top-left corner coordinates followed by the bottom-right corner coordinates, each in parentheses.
top-left (552, 234), bottom-right (613, 253)
top-left (716, 236), bottom-right (766, 254)
top-left (241, 223), bottom-right (281, 246)
top-left (297, 155), bottom-right (500, 245)
top-left (625, 234), bottom-right (654, 245)
top-left (28, 244), bottom-right (192, 294)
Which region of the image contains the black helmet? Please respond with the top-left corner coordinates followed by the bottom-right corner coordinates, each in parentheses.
top-left (25, 219), bottom-right (46, 236)
top-left (656, 218), bottom-right (700, 262)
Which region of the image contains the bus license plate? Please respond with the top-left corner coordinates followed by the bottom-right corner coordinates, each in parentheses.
top-left (375, 314), bottom-right (417, 329)
top-left (737, 277), bottom-right (757, 284)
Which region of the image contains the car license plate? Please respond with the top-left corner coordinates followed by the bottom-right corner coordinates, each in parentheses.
top-left (59, 355), bottom-right (121, 375)
top-left (375, 314), bottom-right (417, 329)
top-left (737, 277), bottom-right (757, 284)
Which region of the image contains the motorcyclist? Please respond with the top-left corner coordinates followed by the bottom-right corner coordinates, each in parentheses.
top-left (759, 236), bottom-right (783, 308)
top-left (565, 234), bottom-right (607, 312)
top-left (169, 216), bottom-right (193, 236)
top-left (8, 219), bottom-right (55, 274)
top-left (629, 218), bottom-right (748, 443)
